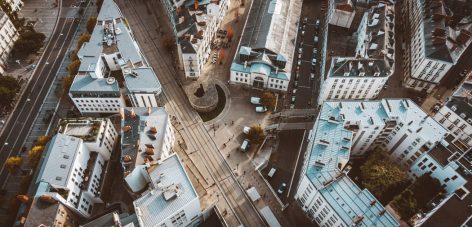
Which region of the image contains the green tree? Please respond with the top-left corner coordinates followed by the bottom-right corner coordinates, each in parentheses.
top-left (12, 30), bottom-right (46, 58)
top-left (5, 156), bottom-right (22, 174)
top-left (260, 91), bottom-right (276, 110)
top-left (68, 59), bottom-right (81, 76)
top-left (360, 150), bottom-right (408, 199)
top-left (70, 49), bottom-right (79, 62)
top-left (28, 145), bottom-right (45, 167)
top-left (392, 189), bottom-right (418, 220)
top-left (247, 125), bottom-right (265, 143)
top-left (0, 76), bottom-right (20, 108)
top-left (76, 33), bottom-right (91, 50)
top-left (86, 16), bottom-right (97, 34)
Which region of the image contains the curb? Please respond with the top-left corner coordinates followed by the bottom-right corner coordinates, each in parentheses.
top-left (0, 0), bottom-right (63, 137)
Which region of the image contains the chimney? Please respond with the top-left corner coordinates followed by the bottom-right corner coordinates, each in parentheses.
top-left (275, 67), bottom-right (278, 74)
top-left (244, 61), bottom-right (248, 69)
top-left (147, 107), bottom-right (152, 115)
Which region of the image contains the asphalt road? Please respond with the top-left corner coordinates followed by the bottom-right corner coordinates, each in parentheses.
top-left (289, 0), bottom-right (325, 109)
top-left (0, 17), bottom-right (78, 188)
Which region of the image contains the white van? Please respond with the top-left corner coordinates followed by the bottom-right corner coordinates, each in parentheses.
top-left (240, 139), bottom-right (250, 152)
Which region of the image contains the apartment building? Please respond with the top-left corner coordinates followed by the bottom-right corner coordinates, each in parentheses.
top-left (319, 2), bottom-right (395, 102)
top-left (159, 0), bottom-right (229, 78)
top-left (434, 78), bottom-right (472, 150)
top-left (229, 0), bottom-right (302, 92)
top-left (69, 0), bottom-right (162, 115)
top-left (0, 10), bottom-right (19, 75)
top-left (329, 0), bottom-right (356, 29)
top-left (3, 0), bottom-right (23, 11)
top-left (33, 134), bottom-right (109, 217)
top-left (120, 107), bottom-right (175, 193)
top-left (402, 0), bottom-right (472, 93)
top-left (58, 118), bottom-right (118, 160)
top-left (295, 100), bottom-right (399, 226)
top-left (23, 195), bottom-right (81, 227)
top-left (133, 154), bottom-right (201, 227)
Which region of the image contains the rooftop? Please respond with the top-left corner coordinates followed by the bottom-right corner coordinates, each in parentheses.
top-left (422, 0), bottom-right (472, 63)
top-left (82, 212), bottom-right (138, 227)
top-left (36, 134), bottom-right (83, 188)
top-left (133, 154), bottom-right (198, 227)
top-left (233, 0), bottom-right (302, 77)
top-left (69, 75), bottom-right (120, 93)
top-left (58, 118), bottom-right (105, 142)
top-left (446, 83), bottom-right (472, 122)
top-left (24, 196), bottom-right (81, 227)
top-left (120, 107), bottom-right (170, 175)
top-left (124, 68), bottom-right (162, 93)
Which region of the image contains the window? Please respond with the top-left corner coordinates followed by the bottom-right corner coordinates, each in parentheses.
top-left (60, 164), bottom-right (66, 169)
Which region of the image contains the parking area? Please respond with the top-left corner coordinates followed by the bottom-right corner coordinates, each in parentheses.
top-left (288, 0), bottom-right (326, 109)
top-left (261, 130), bottom-right (305, 203)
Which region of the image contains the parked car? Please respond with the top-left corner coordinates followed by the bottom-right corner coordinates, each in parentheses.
top-left (240, 139), bottom-right (251, 152)
top-left (315, 19), bottom-right (320, 28)
top-left (256, 106), bottom-right (268, 113)
top-left (250, 96), bottom-right (261, 105)
top-left (268, 168), bottom-right (276, 178)
top-left (291, 96), bottom-right (296, 104)
top-left (277, 183), bottom-right (287, 194)
top-left (294, 81), bottom-right (298, 88)
top-left (314, 36), bottom-right (319, 44)
top-left (311, 58), bottom-right (317, 66)
top-left (313, 48), bottom-right (318, 54)
top-left (292, 89), bottom-right (297, 94)
top-left (303, 17), bottom-right (308, 24)
top-left (298, 53), bottom-right (302, 59)
top-left (310, 73), bottom-right (315, 80)
top-left (297, 60), bottom-right (302, 66)
top-left (243, 126), bottom-right (251, 135)
top-left (298, 47), bottom-right (303, 54)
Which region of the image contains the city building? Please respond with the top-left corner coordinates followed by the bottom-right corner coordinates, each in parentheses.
top-left (0, 9), bottom-right (19, 75)
top-left (329, 0), bottom-right (356, 28)
top-left (82, 211), bottom-right (138, 227)
top-left (133, 154), bottom-right (201, 227)
top-left (3, 0), bottom-right (23, 11)
top-left (58, 118), bottom-right (118, 160)
top-left (159, 0), bottom-right (230, 78)
top-left (402, 0), bottom-right (472, 93)
top-left (296, 99), bottom-right (472, 226)
top-left (229, 0), bottom-right (302, 92)
top-left (23, 195), bottom-right (82, 227)
top-left (69, 0), bottom-right (162, 115)
top-left (120, 107), bottom-right (175, 193)
top-left (434, 77), bottom-right (472, 150)
top-left (33, 133), bottom-right (110, 217)
top-left (318, 2), bottom-right (395, 102)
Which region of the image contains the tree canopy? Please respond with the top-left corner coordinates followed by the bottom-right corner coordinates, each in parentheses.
top-left (67, 59), bottom-right (81, 76)
top-left (247, 125), bottom-right (265, 143)
top-left (28, 145), bottom-right (45, 167)
top-left (76, 33), bottom-right (91, 50)
top-left (5, 156), bottom-right (22, 174)
top-left (0, 75), bottom-right (20, 108)
top-left (86, 16), bottom-right (97, 34)
top-left (360, 150), bottom-right (408, 200)
top-left (12, 30), bottom-right (46, 58)
top-left (261, 91), bottom-right (276, 110)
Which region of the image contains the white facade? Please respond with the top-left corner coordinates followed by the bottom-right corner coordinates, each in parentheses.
top-left (229, 63), bottom-right (290, 91)
top-left (161, 0), bottom-right (229, 78)
top-left (36, 134), bottom-right (110, 217)
top-left (402, 0), bottom-right (472, 92)
top-left (0, 11), bottom-right (18, 75)
top-left (69, 0), bottom-right (162, 115)
top-left (319, 2), bottom-right (395, 102)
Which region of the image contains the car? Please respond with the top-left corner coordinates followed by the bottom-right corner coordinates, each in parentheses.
top-left (250, 96), bottom-right (261, 105)
top-left (243, 126), bottom-right (251, 134)
top-left (298, 47), bottom-right (303, 54)
top-left (301, 30), bottom-right (305, 36)
top-left (294, 81), bottom-right (298, 88)
top-left (303, 17), bottom-right (308, 24)
top-left (298, 53), bottom-right (302, 59)
top-left (302, 24), bottom-right (306, 30)
top-left (291, 96), bottom-right (296, 104)
top-left (277, 183), bottom-right (287, 194)
top-left (314, 36), bottom-right (319, 44)
top-left (292, 89), bottom-right (297, 94)
top-left (310, 73), bottom-right (315, 80)
top-left (240, 139), bottom-right (251, 152)
top-left (315, 19), bottom-right (320, 28)
top-left (295, 72), bottom-right (300, 80)
top-left (268, 168), bottom-right (276, 178)
top-left (297, 60), bottom-right (302, 66)
top-left (313, 48), bottom-right (318, 54)
top-left (311, 58), bottom-right (317, 66)
top-left (290, 104), bottom-right (295, 109)
top-left (256, 106), bottom-right (268, 113)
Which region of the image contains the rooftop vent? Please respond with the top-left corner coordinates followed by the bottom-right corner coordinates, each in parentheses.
top-left (106, 77), bottom-right (116, 85)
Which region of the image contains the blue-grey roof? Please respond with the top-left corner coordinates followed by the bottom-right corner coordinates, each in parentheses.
top-left (70, 75), bottom-right (120, 93)
top-left (124, 68), bottom-right (162, 93)
top-left (250, 63), bottom-right (271, 75)
top-left (97, 0), bottom-right (122, 21)
top-left (231, 62), bottom-right (250, 73)
top-left (133, 154), bottom-right (198, 227)
top-left (305, 102), bottom-right (399, 226)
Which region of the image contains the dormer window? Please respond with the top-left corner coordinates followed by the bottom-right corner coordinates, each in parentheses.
top-left (451, 105), bottom-right (457, 111)
top-left (460, 113), bottom-right (466, 118)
